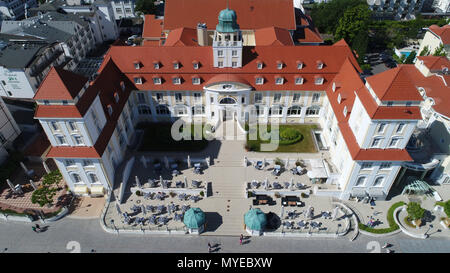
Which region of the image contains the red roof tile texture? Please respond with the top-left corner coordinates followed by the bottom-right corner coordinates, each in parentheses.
top-left (429, 24), bottom-right (450, 44)
top-left (142, 15), bottom-right (164, 38)
top-left (255, 27), bottom-right (294, 46)
top-left (163, 27), bottom-right (199, 47)
top-left (163, 0), bottom-right (296, 31)
top-left (417, 56), bottom-right (450, 71)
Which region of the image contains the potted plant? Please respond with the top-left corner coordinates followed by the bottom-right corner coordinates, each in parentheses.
top-left (169, 192), bottom-right (176, 198)
top-left (274, 192), bottom-right (281, 199)
top-left (247, 191), bottom-right (253, 198)
top-left (301, 192), bottom-right (308, 198)
top-left (406, 202), bottom-right (425, 227)
top-left (200, 191), bottom-right (204, 197)
top-left (274, 158), bottom-right (284, 167)
top-left (136, 190), bottom-right (142, 196)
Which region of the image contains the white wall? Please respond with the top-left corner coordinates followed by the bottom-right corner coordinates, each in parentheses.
top-left (0, 67), bottom-right (35, 98)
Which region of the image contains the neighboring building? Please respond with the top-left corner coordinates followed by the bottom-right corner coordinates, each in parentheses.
top-left (0, 11), bottom-right (97, 98)
top-left (367, 0), bottom-right (425, 20)
top-left (418, 24), bottom-right (450, 57)
top-left (0, 0), bottom-right (37, 20)
top-left (432, 0), bottom-right (450, 13)
top-left (109, 0), bottom-right (137, 19)
top-left (0, 95), bottom-right (21, 164)
top-left (33, 0), bottom-right (448, 199)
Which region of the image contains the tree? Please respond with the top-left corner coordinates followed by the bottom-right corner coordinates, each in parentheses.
top-left (419, 45), bottom-right (430, 56)
top-left (334, 4), bottom-right (372, 46)
top-left (404, 51), bottom-right (416, 64)
top-left (352, 29), bottom-right (369, 64)
top-left (406, 202), bottom-right (425, 221)
top-left (31, 170), bottom-right (62, 207)
top-left (433, 44), bottom-right (448, 57)
top-left (135, 0), bottom-right (156, 15)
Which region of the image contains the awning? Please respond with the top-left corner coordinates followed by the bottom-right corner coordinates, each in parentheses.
top-left (90, 185), bottom-right (105, 195)
top-left (307, 159), bottom-right (328, 179)
top-left (74, 185), bottom-right (88, 194)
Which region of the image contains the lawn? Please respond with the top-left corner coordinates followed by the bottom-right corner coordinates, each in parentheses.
top-left (138, 122), bottom-right (211, 152)
top-left (245, 124), bottom-right (318, 153)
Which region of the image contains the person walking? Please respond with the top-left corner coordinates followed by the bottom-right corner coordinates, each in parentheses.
top-left (32, 226), bottom-right (37, 233)
top-left (35, 224), bottom-right (41, 232)
top-left (240, 234), bottom-right (243, 245)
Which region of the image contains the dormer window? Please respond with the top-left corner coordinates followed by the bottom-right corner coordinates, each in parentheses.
top-left (192, 76), bottom-right (200, 85)
top-left (296, 61), bottom-right (303, 70)
top-left (192, 61), bottom-right (199, 70)
top-left (315, 76), bottom-right (324, 85)
top-left (257, 61), bottom-right (263, 70)
top-left (332, 82), bottom-right (336, 92)
top-left (153, 61), bottom-right (160, 69)
top-left (443, 67), bottom-right (449, 74)
top-left (133, 77), bottom-right (142, 84)
top-left (107, 105), bottom-right (113, 116)
top-left (172, 76), bottom-right (181, 85)
top-left (255, 76), bottom-right (264, 85)
top-left (133, 61), bottom-right (141, 69)
top-left (152, 76), bottom-right (161, 85)
top-left (317, 61), bottom-right (324, 69)
top-left (173, 61), bottom-right (180, 69)
top-left (277, 61), bottom-right (284, 69)
top-left (114, 92), bottom-right (119, 103)
top-left (343, 106), bottom-right (348, 117)
top-left (275, 76), bottom-right (284, 85)
top-left (337, 94), bottom-right (342, 104)
top-left (295, 76), bottom-right (304, 85)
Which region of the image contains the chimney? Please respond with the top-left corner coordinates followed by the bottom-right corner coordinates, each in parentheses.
top-left (196, 23), bottom-right (208, 46)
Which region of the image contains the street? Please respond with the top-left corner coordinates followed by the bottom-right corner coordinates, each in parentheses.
top-left (1, 218), bottom-right (449, 253)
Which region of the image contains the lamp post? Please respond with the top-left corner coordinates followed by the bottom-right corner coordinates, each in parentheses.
top-left (110, 219), bottom-right (116, 231)
top-left (425, 224), bottom-right (433, 237)
top-left (336, 223), bottom-right (342, 235)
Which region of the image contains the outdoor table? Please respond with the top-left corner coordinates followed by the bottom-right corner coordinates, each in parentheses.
top-left (158, 217), bottom-right (167, 225)
top-left (297, 221), bottom-right (306, 228)
top-left (157, 205), bottom-right (165, 213)
top-left (148, 216), bottom-right (157, 225)
top-left (284, 182), bottom-right (290, 189)
top-left (284, 221), bottom-right (293, 228)
top-left (131, 205), bottom-right (140, 213)
top-left (174, 213), bottom-right (182, 221)
top-left (273, 182), bottom-right (282, 189)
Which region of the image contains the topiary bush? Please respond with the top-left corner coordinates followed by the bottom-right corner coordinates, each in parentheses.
top-left (279, 128), bottom-right (303, 145)
top-left (407, 202), bottom-right (425, 221)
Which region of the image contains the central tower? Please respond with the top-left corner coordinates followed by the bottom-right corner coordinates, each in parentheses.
top-left (213, 5), bottom-right (243, 68)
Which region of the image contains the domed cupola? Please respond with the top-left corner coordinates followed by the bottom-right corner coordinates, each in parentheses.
top-left (216, 8), bottom-right (239, 33)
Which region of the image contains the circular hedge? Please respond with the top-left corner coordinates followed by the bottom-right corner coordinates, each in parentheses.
top-left (279, 128), bottom-right (303, 145)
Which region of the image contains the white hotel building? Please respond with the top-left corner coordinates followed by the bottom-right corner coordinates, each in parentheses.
top-left (32, 0), bottom-right (448, 199)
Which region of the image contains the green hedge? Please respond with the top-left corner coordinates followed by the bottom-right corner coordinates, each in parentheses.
top-left (0, 208), bottom-right (28, 216)
top-left (358, 201), bottom-right (405, 234)
top-left (436, 200), bottom-right (450, 217)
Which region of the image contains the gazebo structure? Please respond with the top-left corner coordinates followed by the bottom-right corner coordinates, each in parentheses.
top-left (401, 176), bottom-right (435, 196)
top-left (244, 208), bottom-right (267, 236)
top-left (183, 207), bottom-right (206, 234)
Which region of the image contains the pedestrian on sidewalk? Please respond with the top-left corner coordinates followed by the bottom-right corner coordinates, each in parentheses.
top-left (240, 234), bottom-right (243, 245)
top-left (32, 226), bottom-right (37, 233)
top-left (208, 243), bottom-right (212, 253)
top-left (35, 224), bottom-right (41, 232)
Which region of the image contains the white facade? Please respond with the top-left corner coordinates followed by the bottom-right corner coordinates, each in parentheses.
top-left (418, 27), bottom-right (449, 57)
top-left (432, 0), bottom-right (450, 12)
top-left (0, 0), bottom-right (37, 19)
top-left (111, 0), bottom-right (136, 19)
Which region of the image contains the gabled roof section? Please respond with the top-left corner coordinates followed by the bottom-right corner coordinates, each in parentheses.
top-left (255, 27), bottom-right (294, 46)
top-left (142, 14), bottom-right (164, 39)
top-left (164, 27), bottom-right (199, 46)
top-left (417, 55), bottom-right (450, 71)
top-left (34, 67), bottom-right (88, 100)
top-left (365, 65), bottom-right (423, 102)
top-left (429, 24), bottom-right (450, 44)
top-left (163, 0), bottom-right (296, 31)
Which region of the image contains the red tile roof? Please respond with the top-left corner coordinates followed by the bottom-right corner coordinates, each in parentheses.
top-left (255, 27), bottom-right (294, 46)
top-left (163, 27), bottom-right (199, 47)
top-left (163, 0), bottom-right (296, 31)
top-left (294, 27), bottom-right (323, 44)
top-left (204, 74), bottom-right (251, 86)
top-left (33, 67), bottom-right (88, 101)
top-left (142, 15), bottom-right (164, 39)
top-left (417, 56), bottom-right (450, 71)
top-left (365, 65), bottom-right (424, 102)
top-left (429, 24), bottom-right (450, 44)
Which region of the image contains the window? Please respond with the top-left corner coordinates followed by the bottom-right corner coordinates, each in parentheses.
top-left (115, 8), bottom-right (122, 13)
top-left (295, 77), bottom-right (304, 85)
top-left (317, 61), bottom-right (324, 69)
top-left (241, 97), bottom-right (245, 104)
top-left (175, 93), bottom-right (182, 103)
top-left (251, 105), bottom-right (264, 116)
top-left (371, 138), bottom-right (381, 148)
top-left (107, 105), bottom-right (113, 116)
top-left (156, 105), bottom-right (169, 115)
top-left (193, 62), bottom-right (199, 69)
top-left (373, 176), bottom-right (384, 187)
top-left (50, 121), bottom-right (59, 131)
top-left (173, 62), bottom-right (179, 69)
top-left (218, 61), bottom-right (223, 67)
top-left (273, 93), bottom-right (281, 103)
top-left (125, 8), bottom-right (131, 13)
top-left (120, 81), bottom-right (125, 91)
top-left (219, 97), bottom-right (236, 104)
top-left (287, 105), bottom-right (302, 116)
top-left (156, 93), bottom-right (163, 102)
top-left (269, 105), bottom-right (282, 116)
top-left (406, 101), bottom-right (412, 107)
top-left (343, 106), bottom-right (348, 117)
top-left (73, 135), bottom-right (84, 145)
top-left (315, 77), bottom-right (324, 85)
top-left (210, 97), bottom-right (214, 104)
top-left (389, 138), bottom-right (400, 148)
top-left (337, 94), bottom-right (342, 104)
top-left (153, 62), bottom-right (160, 69)
top-left (332, 82), bottom-right (336, 92)
top-left (275, 77), bottom-right (284, 85)
top-left (257, 62), bottom-right (263, 69)
top-left (83, 160), bottom-right (93, 167)
top-left (192, 105), bottom-right (205, 115)
top-left (44, 100), bottom-right (50, 105)
top-left (174, 105), bottom-right (187, 116)
top-left (0, 132), bottom-right (5, 144)
top-left (378, 123), bottom-right (386, 133)
top-left (66, 160), bottom-right (76, 167)
top-left (306, 106), bottom-right (320, 116)
top-left (56, 135), bottom-right (67, 145)
top-left (89, 173), bottom-right (99, 183)
top-left (133, 77), bottom-right (142, 84)
top-left (254, 93), bottom-right (262, 103)
top-left (232, 61), bottom-right (237, 67)
top-left (293, 93), bottom-right (301, 102)
top-left (361, 162), bottom-right (373, 169)
top-left (153, 77), bottom-right (161, 85)
top-left (72, 173), bottom-right (82, 183)
top-left (255, 77), bottom-right (264, 85)
top-left (137, 92), bottom-right (146, 103)
top-left (172, 77), bottom-right (181, 85)
top-left (277, 62), bottom-right (283, 69)
top-left (134, 62), bottom-right (140, 69)
top-left (194, 93), bottom-right (201, 102)
top-left (192, 77), bottom-right (200, 85)
top-left (138, 105), bottom-right (151, 115)
top-left (217, 50), bottom-right (223, 56)
top-left (232, 50), bottom-right (237, 56)
top-left (396, 123), bottom-right (405, 133)
top-left (312, 93), bottom-right (320, 103)
top-left (297, 62), bottom-right (303, 69)
top-left (355, 176), bottom-right (366, 187)
top-left (68, 122), bottom-right (77, 131)
top-left (380, 162), bottom-right (392, 169)
top-left (62, 100), bottom-right (68, 105)
top-left (114, 93), bottom-right (120, 103)
top-left (387, 101), bottom-right (393, 107)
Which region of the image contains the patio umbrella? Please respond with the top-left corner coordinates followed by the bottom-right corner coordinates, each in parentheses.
top-left (187, 155), bottom-right (191, 168)
top-left (290, 178), bottom-right (294, 190)
top-left (331, 206), bottom-right (340, 221)
top-left (244, 208), bottom-right (267, 232)
top-left (42, 160), bottom-right (51, 174)
top-left (184, 176), bottom-right (188, 188)
top-left (141, 205), bottom-right (146, 215)
top-left (20, 162), bottom-right (29, 173)
top-left (29, 179), bottom-right (38, 191)
top-left (164, 156), bottom-right (169, 169)
top-left (280, 205), bottom-right (284, 218)
top-left (135, 176), bottom-right (141, 188)
top-left (263, 158), bottom-right (266, 169)
top-left (6, 179), bottom-right (15, 192)
top-left (183, 207), bottom-right (205, 229)
top-left (160, 175), bottom-right (163, 185)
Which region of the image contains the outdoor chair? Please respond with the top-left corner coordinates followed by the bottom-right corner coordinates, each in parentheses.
top-left (255, 161), bottom-right (263, 170)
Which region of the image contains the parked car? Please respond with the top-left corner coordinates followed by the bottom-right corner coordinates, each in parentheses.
top-left (281, 196), bottom-right (304, 207)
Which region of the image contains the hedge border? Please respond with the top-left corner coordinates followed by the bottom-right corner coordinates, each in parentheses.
top-left (358, 201), bottom-right (406, 234)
